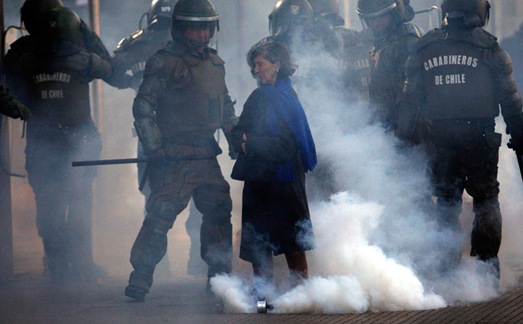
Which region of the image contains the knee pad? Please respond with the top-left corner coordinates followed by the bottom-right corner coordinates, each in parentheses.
top-left (150, 199), bottom-right (177, 219)
top-left (143, 217), bottom-right (171, 234)
top-left (147, 198), bottom-right (183, 227)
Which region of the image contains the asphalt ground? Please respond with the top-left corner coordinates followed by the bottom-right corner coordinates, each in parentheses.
top-left (1, 272), bottom-right (523, 324)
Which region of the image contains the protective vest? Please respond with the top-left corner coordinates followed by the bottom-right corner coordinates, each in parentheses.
top-left (155, 45), bottom-right (227, 139)
top-left (369, 22), bottom-right (422, 129)
top-left (340, 28), bottom-right (373, 99)
top-left (417, 28), bottom-right (498, 120)
top-left (28, 64), bottom-right (91, 127)
top-left (6, 38), bottom-right (91, 127)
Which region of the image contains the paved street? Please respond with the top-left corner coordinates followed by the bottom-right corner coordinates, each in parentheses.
top-left (1, 272), bottom-right (523, 324)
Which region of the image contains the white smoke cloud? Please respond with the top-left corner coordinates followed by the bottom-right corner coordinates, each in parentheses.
top-left (210, 3), bottom-right (521, 312)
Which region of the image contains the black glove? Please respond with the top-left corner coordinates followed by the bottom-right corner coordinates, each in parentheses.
top-left (506, 115), bottom-right (523, 151)
top-left (3, 101), bottom-right (30, 121)
top-left (146, 148), bottom-right (168, 165)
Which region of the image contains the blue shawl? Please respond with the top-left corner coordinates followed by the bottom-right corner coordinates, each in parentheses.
top-left (260, 77), bottom-right (317, 182)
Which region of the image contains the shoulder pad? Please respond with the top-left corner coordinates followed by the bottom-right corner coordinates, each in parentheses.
top-left (492, 46), bottom-right (513, 74)
top-left (143, 53), bottom-right (166, 75)
top-left (469, 28), bottom-right (498, 48)
top-left (417, 28), bottom-right (447, 51)
top-left (115, 29), bottom-right (146, 52)
top-left (208, 49), bottom-right (225, 66)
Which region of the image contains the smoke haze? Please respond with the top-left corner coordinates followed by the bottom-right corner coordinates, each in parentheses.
top-left (209, 0), bottom-right (523, 314)
top-left (4, 0), bottom-right (523, 315)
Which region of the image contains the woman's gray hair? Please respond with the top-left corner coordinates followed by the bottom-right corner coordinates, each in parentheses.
top-left (247, 38), bottom-right (296, 79)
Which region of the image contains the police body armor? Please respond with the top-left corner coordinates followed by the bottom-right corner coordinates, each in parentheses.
top-left (340, 27), bottom-right (373, 99)
top-left (157, 45), bottom-right (226, 134)
top-left (416, 27), bottom-right (498, 120)
top-left (135, 41), bottom-right (228, 156)
top-left (27, 59), bottom-right (91, 128)
top-left (369, 23), bottom-right (422, 127)
top-left (114, 28), bottom-right (171, 88)
top-left (8, 7), bottom-right (112, 127)
top-left (8, 42), bottom-right (91, 128)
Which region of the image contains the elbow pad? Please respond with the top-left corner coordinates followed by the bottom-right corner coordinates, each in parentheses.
top-left (134, 119), bottom-right (161, 155)
top-left (133, 98), bottom-right (161, 154)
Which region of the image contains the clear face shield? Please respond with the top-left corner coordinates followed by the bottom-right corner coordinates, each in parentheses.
top-left (175, 19), bottom-right (219, 50)
top-left (356, 2), bottom-right (398, 29)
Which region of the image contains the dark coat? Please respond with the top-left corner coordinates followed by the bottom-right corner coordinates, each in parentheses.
top-left (231, 87), bottom-right (314, 262)
top-left (231, 87), bottom-right (299, 181)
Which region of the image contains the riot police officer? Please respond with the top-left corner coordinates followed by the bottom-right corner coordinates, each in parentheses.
top-left (3, 6), bottom-right (113, 284)
top-left (113, 0), bottom-right (208, 278)
top-left (111, 0), bottom-right (182, 279)
top-left (111, 0), bottom-right (176, 91)
top-left (356, 0), bottom-right (423, 131)
top-left (400, 0), bottom-right (523, 282)
top-left (124, 0), bottom-right (237, 302)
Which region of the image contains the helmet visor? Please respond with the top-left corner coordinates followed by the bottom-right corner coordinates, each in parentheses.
top-left (357, 2), bottom-right (397, 18)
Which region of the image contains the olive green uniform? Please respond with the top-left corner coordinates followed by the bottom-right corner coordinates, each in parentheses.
top-left (128, 39), bottom-right (236, 293)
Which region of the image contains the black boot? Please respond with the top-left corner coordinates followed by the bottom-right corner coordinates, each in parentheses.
top-left (124, 284), bottom-right (148, 302)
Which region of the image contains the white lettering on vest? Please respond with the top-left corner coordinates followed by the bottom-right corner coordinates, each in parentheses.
top-left (33, 72), bottom-right (72, 84)
top-left (424, 55), bottom-right (478, 71)
top-left (434, 74), bottom-right (466, 85)
top-left (40, 89), bottom-right (64, 99)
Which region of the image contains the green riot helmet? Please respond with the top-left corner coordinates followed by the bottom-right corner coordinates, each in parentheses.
top-left (269, 0), bottom-right (314, 40)
top-left (20, 0), bottom-right (64, 35)
top-left (441, 0), bottom-right (490, 28)
top-left (308, 0), bottom-right (344, 27)
top-left (42, 7), bottom-right (84, 47)
top-left (148, 0), bottom-right (177, 30)
top-left (171, 0), bottom-right (219, 49)
top-left (356, 0), bottom-right (412, 24)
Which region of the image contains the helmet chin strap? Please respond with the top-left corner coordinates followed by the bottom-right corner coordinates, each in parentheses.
top-left (172, 30), bottom-right (209, 50)
top-left (186, 38), bottom-right (209, 50)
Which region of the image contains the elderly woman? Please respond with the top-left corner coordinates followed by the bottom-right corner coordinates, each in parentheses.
top-left (231, 40), bottom-right (317, 287)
